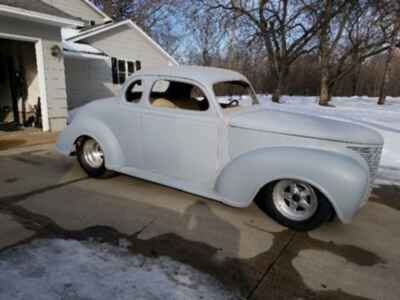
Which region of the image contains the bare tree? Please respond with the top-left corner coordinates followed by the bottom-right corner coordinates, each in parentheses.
top-left (316, 0), bottom-right (391, 105)
top-left (91, 0), bottom-right (400, 99)
top-left (184, 1), bottom-right (229, 66)
top-left (377, 0), bottom-right (400, 105)
top-left (201, 0), bottom-right (324, 103)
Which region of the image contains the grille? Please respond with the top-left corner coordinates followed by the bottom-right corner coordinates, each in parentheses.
top-left (348, 146), bottom-right (382, 182)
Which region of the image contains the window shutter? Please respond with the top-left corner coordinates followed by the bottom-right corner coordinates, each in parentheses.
top-left (118, 59), bottom-right (126, 84)
top-left (127, 61), bottom-right (135, 75)
top-left (111, 57), bottom-right (118, 84)
top-left (136, 61), bottom-right (141, 71)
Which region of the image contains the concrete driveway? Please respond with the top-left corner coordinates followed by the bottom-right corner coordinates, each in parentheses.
top-left (0, 144), bottom-right (399, 300)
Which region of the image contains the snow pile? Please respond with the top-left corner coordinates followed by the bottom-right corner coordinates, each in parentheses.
top-left (260, 95), bottom-right (400, 185)
top-left (61, 28), bottom-right (81, 40)
top-left (0, 239), bottom-right (239, 300)
top-left (63, 41), bottom-right (105, 56)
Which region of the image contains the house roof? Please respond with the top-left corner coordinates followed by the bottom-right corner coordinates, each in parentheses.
top-left (68, 19), bottom-right (179, 65)
top-left (81, 0), bottom-right (111, 21)
top-left (0, 0), bottom-right (85, 27)
top-left (75, 21), bottom-right (113, 35)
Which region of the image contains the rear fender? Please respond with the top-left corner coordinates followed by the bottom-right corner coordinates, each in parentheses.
top-left (56, 116), bottom-right (125, 169)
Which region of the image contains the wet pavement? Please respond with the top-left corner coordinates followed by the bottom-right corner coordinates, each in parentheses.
top-left (0, 144), bottom-right (399, 299)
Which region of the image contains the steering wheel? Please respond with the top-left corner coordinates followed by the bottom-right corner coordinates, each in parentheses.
top-left (228, 99), bottom-right (240, 107)
top-left (220, 99), bottom-right (240, 109)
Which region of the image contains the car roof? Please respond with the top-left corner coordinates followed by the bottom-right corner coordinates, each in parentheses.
top-left (133, 65), bottom-right (249, 85)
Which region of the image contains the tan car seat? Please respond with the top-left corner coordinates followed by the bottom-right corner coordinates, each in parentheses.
top-left (152, 98), bottom-right (177, 109)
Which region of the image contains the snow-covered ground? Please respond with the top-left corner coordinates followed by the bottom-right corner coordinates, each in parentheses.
top-left (0, 239), bottom-right (239, 300)
top-left (260, 95), bottom-right (400, 186)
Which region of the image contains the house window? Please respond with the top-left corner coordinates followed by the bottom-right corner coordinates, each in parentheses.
top-left (128, 61), bottom-right (135, 74)
top-left (118, 59), bottom-right (126, 84)
top-left (112, 57), bottom-right (142, 85)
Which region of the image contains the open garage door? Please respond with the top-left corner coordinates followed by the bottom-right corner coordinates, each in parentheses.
top-left (0, 38), bottom-right (43, 132)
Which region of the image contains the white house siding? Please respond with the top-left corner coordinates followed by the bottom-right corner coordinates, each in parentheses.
top-left (82, 25), bottom-right (174, 69)
top-left (41, 0), bottom-right (105, 24)
top-left (64, 55), bottom-right (116, 109)
top-left (0, 16), bottom-right (69, 131)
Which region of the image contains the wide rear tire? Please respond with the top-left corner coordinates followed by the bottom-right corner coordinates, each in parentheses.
top-left (77, 137), bottom-right (110, 178)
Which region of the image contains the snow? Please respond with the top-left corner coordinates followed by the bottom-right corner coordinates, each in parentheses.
top-left (61, 28), bottom-right (81, 40)
top-left (63, 41), bottom-right (105, 55)
top-left (259, 95), bottom-right (400, 186)
top-left (0, 239), bottom-right (239, 300)
top-left (61, 28), bottom-right (106, 56)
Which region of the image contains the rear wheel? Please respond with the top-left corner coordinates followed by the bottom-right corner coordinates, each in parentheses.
top-left (257, 179), bottom-right (333, 231)
top-left (77, 137), bottom-right (109, 178)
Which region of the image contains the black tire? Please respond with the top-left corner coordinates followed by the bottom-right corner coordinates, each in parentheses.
top-left (76, 137), bottom-right (110, 178)
top-left (256, 180), bottom-right (334, 231)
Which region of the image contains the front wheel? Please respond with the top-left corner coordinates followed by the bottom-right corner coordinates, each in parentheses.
top-left (77, 137), bottom-right (110, 178)
top-left (257, 179), bottom-right (334, 231)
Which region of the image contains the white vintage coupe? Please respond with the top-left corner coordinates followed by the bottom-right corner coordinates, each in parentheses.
top-left (57, 66), bottom-right (383, 231)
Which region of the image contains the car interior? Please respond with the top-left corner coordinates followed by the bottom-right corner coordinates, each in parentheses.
top-left (150, 80), bottom-right (209, 111)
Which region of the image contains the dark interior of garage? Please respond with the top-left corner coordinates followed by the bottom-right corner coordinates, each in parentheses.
top-left (0, 38), bottom-right (42, 132)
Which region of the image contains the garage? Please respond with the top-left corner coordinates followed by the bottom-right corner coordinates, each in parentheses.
top-left (0, 1), bottom-right (84, 132)
top-left (0, 38), bottom-right (42, 131)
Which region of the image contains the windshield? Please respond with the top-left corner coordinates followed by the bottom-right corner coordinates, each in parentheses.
top-left (213, 81), bottom-right (259, 111)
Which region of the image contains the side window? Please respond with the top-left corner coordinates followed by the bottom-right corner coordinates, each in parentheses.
top-left (136, 61), bottom-right (142, 71)
top-left (127, 61), bottom-right (135, 76)
top-left (118, 59), bottom-right (126, 84)
top-left (126, 80), bottom-right (143, 103)
top-left (150, 80), bottom-right (209, 111)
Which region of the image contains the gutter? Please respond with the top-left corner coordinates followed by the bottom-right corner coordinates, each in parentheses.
top-left (0, 4), bottom-right (85, 28)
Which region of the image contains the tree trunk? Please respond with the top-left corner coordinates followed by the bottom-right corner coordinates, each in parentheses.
top-left (377, 51), bottom-right (392, 105)
top-left (351, 63), bottom-right (361, 96)
top-left (271, 67), bottom-right (288, 103)
top-left (378, 44), bottom-right (397, 105)
top-left (378, 19), bottom-right (400, 105)
top-left (318, 0), bottom-right (332, 106)
top-left (319, 69), bottom-right (330, 106)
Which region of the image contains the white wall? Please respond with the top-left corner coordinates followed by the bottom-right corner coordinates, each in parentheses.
top-left (63, 23), bottom-right (177, 109)
top-left (83, 24), bottom-right (175, 69)
top-left (64, 55), bottom-right (116, 109)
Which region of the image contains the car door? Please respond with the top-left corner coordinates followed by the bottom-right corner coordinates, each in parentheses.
top-left (141, 78), bottom-right (222, 190)
top-left (112, 78), bottom-right (146, 170)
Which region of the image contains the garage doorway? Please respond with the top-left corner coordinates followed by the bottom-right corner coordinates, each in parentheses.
top-left (0, 38), bottom-right (44, 132)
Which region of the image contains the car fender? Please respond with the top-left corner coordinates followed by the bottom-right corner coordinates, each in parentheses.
top-left (56, 114), bottom-right (125, 169)
top-left (215, 146), bottom-right (370, 223)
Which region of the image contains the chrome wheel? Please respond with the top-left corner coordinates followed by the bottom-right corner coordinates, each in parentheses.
top-left (82, 139), bottom-right (104, 168)
top-left (272, 180), bottom-right (318, 222)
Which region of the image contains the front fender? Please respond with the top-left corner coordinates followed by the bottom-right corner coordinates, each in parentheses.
top-left (215, 147), bottom-right (370, 223)
top-left (56, 115), bottom-right (125, 169)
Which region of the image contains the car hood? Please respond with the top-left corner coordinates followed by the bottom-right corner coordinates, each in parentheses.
top-left (228, 108), bottom-right (383, 145)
